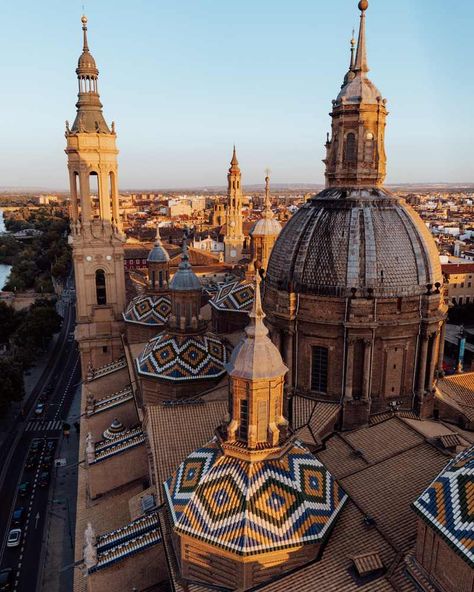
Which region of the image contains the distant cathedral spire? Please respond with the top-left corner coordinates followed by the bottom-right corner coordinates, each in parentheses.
top-left (224, 146), bottom-right (244, 263)
top-left (230, 144), bottom-right (239, 168)
top-left (350, 29), bottom-right (356, 70)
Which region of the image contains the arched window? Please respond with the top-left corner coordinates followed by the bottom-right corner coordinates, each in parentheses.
top-left (311, 346), bottom-right (328, 393)
top-left (344, 133), bottom-right (357, 164)
top-left (95, 270), bottom-right (107, 305)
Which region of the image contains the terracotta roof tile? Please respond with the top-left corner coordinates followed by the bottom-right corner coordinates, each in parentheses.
top-left (258, 502), bottom-right (397, 592)
top-left (340, 443), bottom-right (447, 553)
top-left (292, 395), bottom-right (318, 429)
top-left (317, 435), bottom-right (369, 480)
top-left (146, 401), bottom-right (228, 504)
top-left (437, 372), bottom-right (474, 421)
top-left (341, 418), bottom-right (424, 466)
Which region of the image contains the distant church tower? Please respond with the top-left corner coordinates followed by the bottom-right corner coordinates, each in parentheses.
top-left (224, 147), bottom-right (244, 263)
top-left (250, 173), bottom-right (282, 272)
top-left (66, 16), bottom-right (126, 373)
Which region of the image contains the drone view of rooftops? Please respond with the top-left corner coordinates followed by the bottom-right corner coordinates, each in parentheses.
top-left (0, 1), bottom-right (473, 591)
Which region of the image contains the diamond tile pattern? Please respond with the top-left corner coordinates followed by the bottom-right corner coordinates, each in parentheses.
top-left (210, 279), bottom-right (254, 313)
top-left (123, 294), bottom-right (171, 326)
top-left (164, 439), bottom-right (347, 555)
top-left (413, 444), bottom-right (474, 567)
top-left (137, 333), bottom-right (228, 381)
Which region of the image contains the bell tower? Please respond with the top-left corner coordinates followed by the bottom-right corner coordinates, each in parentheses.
top-left (66, 16), bottom-right (126, 372)
top-left (224, 146), bottom-right (245, 263)
top-left (324, 1), bottom-right (388, 188)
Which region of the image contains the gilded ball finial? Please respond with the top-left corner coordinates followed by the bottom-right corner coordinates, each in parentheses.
top-left (81, 15), bottom-right (88, 25)
top-left (358, 0), bottom-right (369, 11)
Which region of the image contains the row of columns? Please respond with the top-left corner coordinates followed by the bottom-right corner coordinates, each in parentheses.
top-left (69, 169), bottom-right (120, 226)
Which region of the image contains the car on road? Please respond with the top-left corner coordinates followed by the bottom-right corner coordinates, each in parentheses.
top-left (30, 439), bottom-right (43, 452)
top-left (25, 454), bottom-right (37, 470)
top-left (6, 529), bottom-right (21, 548)
top-left (34, 403), bottom-right (45, 415)
top-left (18, 482), bottom-right (30, 497)
top-left (42, 455), bottom-right (53, 468)
top-left (11, 507), bottom-right (25, 526)
top-left (39, 472), bottom-right (49, 488)
top-left (0, 568), bottom-right (13, 591)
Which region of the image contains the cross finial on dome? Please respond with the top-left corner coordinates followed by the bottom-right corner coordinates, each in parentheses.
top-left (245, 271), bottom-right (268, 340)
top-left (81, 14), bottom-right (89, 52)
top-left (354, 0), bottom-right (369, 74)
top-left (262, 170), bottom-right (274, 219)
top-left (155, 223), bottom-right (162, 244)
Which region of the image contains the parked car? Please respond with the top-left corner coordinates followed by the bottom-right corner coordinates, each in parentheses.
top-left (0, 568), bottom-right (13, 591)
top-left (39, 472), bottom-right (49, 488)
top-left (42, 455), bottom-right (53, 468)
top-left (18, 482), bottom-right (30, 497)
top-left (34, 403), bottom-right (45, 416)
top-left (11, 507), bottom-right (25, 526)
top-left (6, 529), bottom-right (21, 548)
top-left (30, 439), bottom-right (43, 452)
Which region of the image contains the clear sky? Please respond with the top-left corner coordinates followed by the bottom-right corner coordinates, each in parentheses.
top-left (1, 0), bottom-right (472, 189)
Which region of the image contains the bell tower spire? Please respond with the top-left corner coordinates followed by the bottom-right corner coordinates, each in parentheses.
top-left (66, 15), bottom-right (126, 372)
top-left (324, 0), bottom-right (388, 188)
top-left (224, 146), bottom-right (245, 263)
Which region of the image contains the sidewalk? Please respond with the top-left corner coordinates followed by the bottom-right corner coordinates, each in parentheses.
top-left (39, 382), bottom-right (81, 592)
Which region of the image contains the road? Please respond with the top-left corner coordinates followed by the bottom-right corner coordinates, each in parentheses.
top-left (0, 283), bottom-right (80, 592)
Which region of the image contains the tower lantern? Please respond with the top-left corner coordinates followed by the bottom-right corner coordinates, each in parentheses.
top-left (324, 0), bottom-right (388, 188)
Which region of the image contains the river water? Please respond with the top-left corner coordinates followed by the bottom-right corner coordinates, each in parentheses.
top-left (0, 210), bottom-right (12, 289)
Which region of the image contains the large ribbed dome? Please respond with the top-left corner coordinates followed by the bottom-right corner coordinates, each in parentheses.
top-left (266, 188), bottom-right (442, 298)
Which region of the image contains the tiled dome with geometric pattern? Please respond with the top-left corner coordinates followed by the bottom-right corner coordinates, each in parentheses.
top-left (267, 188), bottom-right (443, 298)
top-left (210, 279), bottom-right (254, 313)
top-left (136, 333), bottom-right (228, 381)
top-left (413, 444), bottom-right (474, 567)
top-left (123, 294), bottom-right (171, 326)
top-left (164, 438), bottom-right (347, 555)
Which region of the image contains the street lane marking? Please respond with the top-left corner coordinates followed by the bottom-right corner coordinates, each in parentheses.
top-left (25, 419), bottom-right (63, 432)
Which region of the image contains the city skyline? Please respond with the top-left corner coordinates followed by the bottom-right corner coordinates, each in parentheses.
top-left (1, 0), bottom-right (473, 188)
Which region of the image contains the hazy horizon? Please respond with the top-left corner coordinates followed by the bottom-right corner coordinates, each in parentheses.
top-left (1, 0), bottom-right (473, 188)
